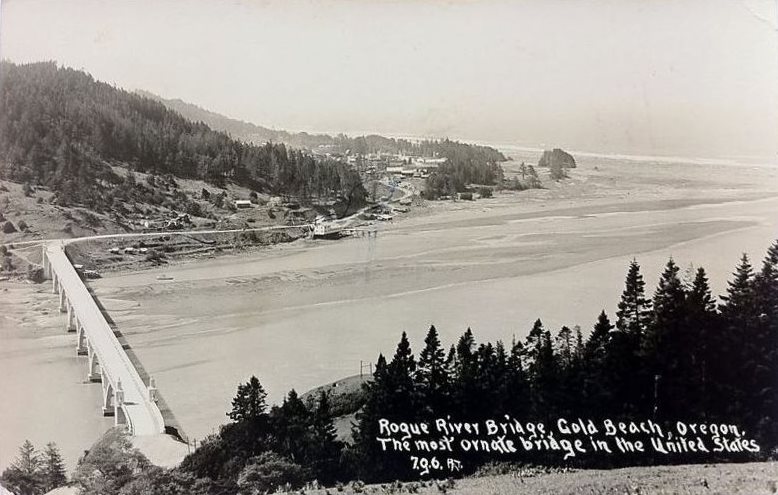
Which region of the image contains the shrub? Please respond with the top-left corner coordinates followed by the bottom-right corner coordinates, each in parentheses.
top-left (459, 192), bottom-right (473, 201)
top-left (2, 221), bottom-right (17, 233)
top-left (145, 250), bottom-right (166, 264)
top-left (185, 201), bottom-right (203, 217)
top-left (478, 187), bottom-right (493, 198)
top-left (1, 256), bottom-right (13, 271)
top-left (73, 428), bottom-right (152, 495)
top-left (17, 220), bottom-right (28, 231)
top-left (27, 266), bottom-right (44, 283)
top-left (236, 452), bottom-right (308, 495)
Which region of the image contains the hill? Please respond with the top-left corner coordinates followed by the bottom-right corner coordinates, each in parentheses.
top-left (135, 90), bottom-right (334, 149)
top-left (139, 90), bottom-right (508, 162)
top-left (0, 61), bottom-right (365, 215)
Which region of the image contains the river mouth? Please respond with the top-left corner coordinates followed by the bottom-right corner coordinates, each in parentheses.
top-left (3, 155), bottom-right (778, 468)
top-left (91, 194), bottom-right (778, 446)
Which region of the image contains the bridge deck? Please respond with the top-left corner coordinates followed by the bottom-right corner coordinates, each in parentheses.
top-left (46, 243), bottom-right (164, 435)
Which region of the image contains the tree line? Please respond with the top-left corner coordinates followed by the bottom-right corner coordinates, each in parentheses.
top-left (1, 441), bottom-right (67, 495)
top-left (13, 241), bottom-right (775, 493)
top-left (0, 61), bottom-right (365, 212)
top-left (352, 241), bottom-right (778, 480)
top-left (331, 134), bottom-right (506, 164)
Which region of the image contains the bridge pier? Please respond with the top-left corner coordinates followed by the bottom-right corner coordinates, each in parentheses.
top-left (42, 247), bottom-right (51, 280)
top-left (114, 380), bottom-right (126, 425)
top-left (66, 303), bottom-right (76, 332)
top-left (59, 289), bottom-right (67, 313)
top-left (52, 273), bottom-right (58, 294)
top-left (76, 325), bottom-right (88, 355)
top-left (87, 344), bottom-right (101, 382)
top-left (102, 378), bottom-right (115, 416)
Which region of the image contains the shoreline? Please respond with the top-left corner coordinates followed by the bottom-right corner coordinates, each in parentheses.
top-left (3, 156), bottom-right (778, 472)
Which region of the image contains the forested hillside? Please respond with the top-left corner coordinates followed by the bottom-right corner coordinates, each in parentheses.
top-left (142, 91), bottom-right (507, 163)
top-left (0, 62), bottom-right (365, 211)
top-left (136, 90), bottom-right (335, 150)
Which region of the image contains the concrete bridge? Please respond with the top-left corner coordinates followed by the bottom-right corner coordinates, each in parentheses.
top-left (42, 242), bottom-right (165, 436)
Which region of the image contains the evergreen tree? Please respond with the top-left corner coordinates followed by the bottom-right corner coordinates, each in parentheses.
top-left (228, 375), bottom-right (268, 422)
top-left (753, 240), bottom-right (778, 446)
top-left (616, 259), bottom-right (652, 338)
top-left (272, 390), bottom-right (311, 464)
top-left (643, 258), bottom-right (688, 419)
top-left (585, 311), bottom-right (613, 361)
top-left (582, 311), bottom-right (615, 415)
top-left (354, 348), bottom-right (413, 481)
top-left (526, 165), bottom-right (541, 188)
top-left (309, 391), bottom-right (342, 484)
top-left (522, 319), bottom-right (545, 369)
top-left (451, 328), bottom-right (480, 416)
top-left (387, 331), bottom-right (417, 414)
top-left (718, 253), bottom-right (757, 421)
top-left (554, 326), bottom-right (574, 368)
top-left (504, 338), bottom-right (529, 417)
top-left (1, 440), bottom-right (42, 495)
top-left (475, 342), bottom-right (501, 417)
top-left (415, 325), bottom-right (449, 417)
top-left (530, 330), bottom-right (558, 419)
top-left (41, 442), bottom-right (67, 492)
top-left (684, 267), bottom-right (718, 418)
top-left (573, 325), bottom-right (584, 361)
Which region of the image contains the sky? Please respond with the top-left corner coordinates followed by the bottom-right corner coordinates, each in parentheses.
top-left (1, 0), bottom-right (777, 159)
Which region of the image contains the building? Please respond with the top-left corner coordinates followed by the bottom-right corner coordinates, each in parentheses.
top-left (235, 200), bottom-right (253, 209)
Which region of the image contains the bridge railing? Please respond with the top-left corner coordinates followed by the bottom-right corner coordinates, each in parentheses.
top-left (47, 243), bottom-right (165, 435)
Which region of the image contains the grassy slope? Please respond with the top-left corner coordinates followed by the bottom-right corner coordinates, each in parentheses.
top-left (297, 462), bottom-right (778, 495)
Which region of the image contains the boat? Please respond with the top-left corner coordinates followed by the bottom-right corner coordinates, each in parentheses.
top-left (312, 221), bottom-right (344, 239)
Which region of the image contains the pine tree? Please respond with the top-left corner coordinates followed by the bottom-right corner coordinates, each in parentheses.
top-left (530, 330), bottom-right (558, 419)
top-left (475, 342), bottom-right (500, 417)
top-left (573, 325), bottom-right (584, 361)
top-left (753, 240), bottom-right (778, 447)
top-left (504, 338), bottom-right (529, 418)
top-left (526, 165), bottom-right (541, 188)
top-left (555, 326), bottom-right (574, 368)
top-left (643, 258), bottom-right (687, 419)
top-left (616, 259), bottom-right (652, 338)
top-left (228, 375), bottom-right (268, 422)
top-left (273, 390), bottom-right (311, 463)
top-left (685, 267), bottom-right (718, 418)
top-left (1, 440), bottom-right (42, 495)
top-left (309, 391), bottom-right (341, 483)
top-left (585, 310), bottom-right (613, 361)
top-left (388, 331), bottom-right (417, 413)
top-left (415, 325), bottom-right (449, 417)
top-left (582, 311), bottom-right (615, 415)
top-left (522, 319), bottom-right (545, 369)
top-left (41, 442), bottom-right (67, 492)
top-left (451, 328), bottom-right (481, 415)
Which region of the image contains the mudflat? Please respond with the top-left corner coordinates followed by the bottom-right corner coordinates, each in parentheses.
top-left (2, 153), bottom-right (777, 465)
top-left (88, 155), bottom-right (778, 443)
